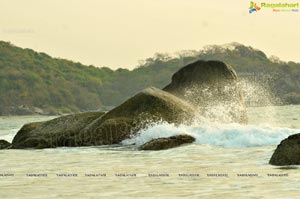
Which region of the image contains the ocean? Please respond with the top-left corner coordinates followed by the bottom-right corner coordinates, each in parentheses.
top-left (1, 105), bottom-right (300, 199)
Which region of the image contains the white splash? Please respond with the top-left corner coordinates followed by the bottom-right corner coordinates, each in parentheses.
top-left (122, 122), bottom-right (299, 148)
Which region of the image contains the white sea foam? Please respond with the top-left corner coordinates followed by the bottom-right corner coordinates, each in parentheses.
top-left (122, 122), bottom-right (300, 148)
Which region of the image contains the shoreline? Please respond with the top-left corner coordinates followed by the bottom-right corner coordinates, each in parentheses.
top-left (1, 104), bottom-right (300, 117)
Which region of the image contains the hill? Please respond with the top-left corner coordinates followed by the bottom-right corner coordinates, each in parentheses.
top-left (0, 41), bottom-right (299, 115)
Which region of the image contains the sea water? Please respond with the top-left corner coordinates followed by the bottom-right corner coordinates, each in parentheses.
top-left (1, 105), bottom-right (300, 199)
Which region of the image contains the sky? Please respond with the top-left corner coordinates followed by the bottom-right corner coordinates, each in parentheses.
top-left (0, 0), bottom-right (299, 69)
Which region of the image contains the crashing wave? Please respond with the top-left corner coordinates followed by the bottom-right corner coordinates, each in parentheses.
top-left (122, 122), bottom-right (300, 148)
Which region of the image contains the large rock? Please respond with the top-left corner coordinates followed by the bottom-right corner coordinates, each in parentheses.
top-left (11, 87), bottom-right (196, 149)
top-left (75, 87), bottom-right (196, 146)
top-left (269, 134), bottom-right (300, 166)
top-left (163, 60), bottom-right (247, 124)
top-left (0, 140), bottom-right (11, 149)
top-left (139, 134), bottom-right (195, 150)
top-left (12, 112), bottom-right (104, 149)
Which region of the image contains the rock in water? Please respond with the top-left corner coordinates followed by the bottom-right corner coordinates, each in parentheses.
top-left (12, 112), bottom-right (105, 149)
top-left (0, 140), bottom-right (11, 149)
top-left (11, 60), bottom-right (248, 149)
top-left (75, 87), bottom-right (196, 146)
top-left (12, 121), bottom-right (44, 146)
top-left (163, 60), bottom-right (247, 124)
top-left (269, 134), bottom-right (300, 166)
top-left (139, 135), bottom-right (195, 150)
top-left (11, 88), bottom-right (196, 149)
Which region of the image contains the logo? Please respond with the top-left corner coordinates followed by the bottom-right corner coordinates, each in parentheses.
top-left (249, 1), bottom-right (299, 13)
top-left (249, 1), bottom-right (261, 13)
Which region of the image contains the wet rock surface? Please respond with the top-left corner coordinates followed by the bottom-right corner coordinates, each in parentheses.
top-left (12, 112), bottom-right (105, 149)
top-left (164, 60), bottom-right (247, 124)
top-left (139, 135), bottom-right (195, 150)
top-left (0, 140), bottom-right (11, 149)
top-left (75, 87), bottom-right (196, 146)
top-left (269, 133), bottom-right (300, 166)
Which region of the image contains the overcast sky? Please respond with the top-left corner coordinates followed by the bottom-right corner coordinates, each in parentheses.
top-left (0, 0), bottom-right (299, 69)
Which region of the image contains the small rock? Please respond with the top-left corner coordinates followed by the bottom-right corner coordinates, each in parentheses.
top-left (0, 140), bottom-right (11, 149)
top-left (269, 133), bottom-right (300, 166)
top-left (139, 134), bottom-right (195, 150)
